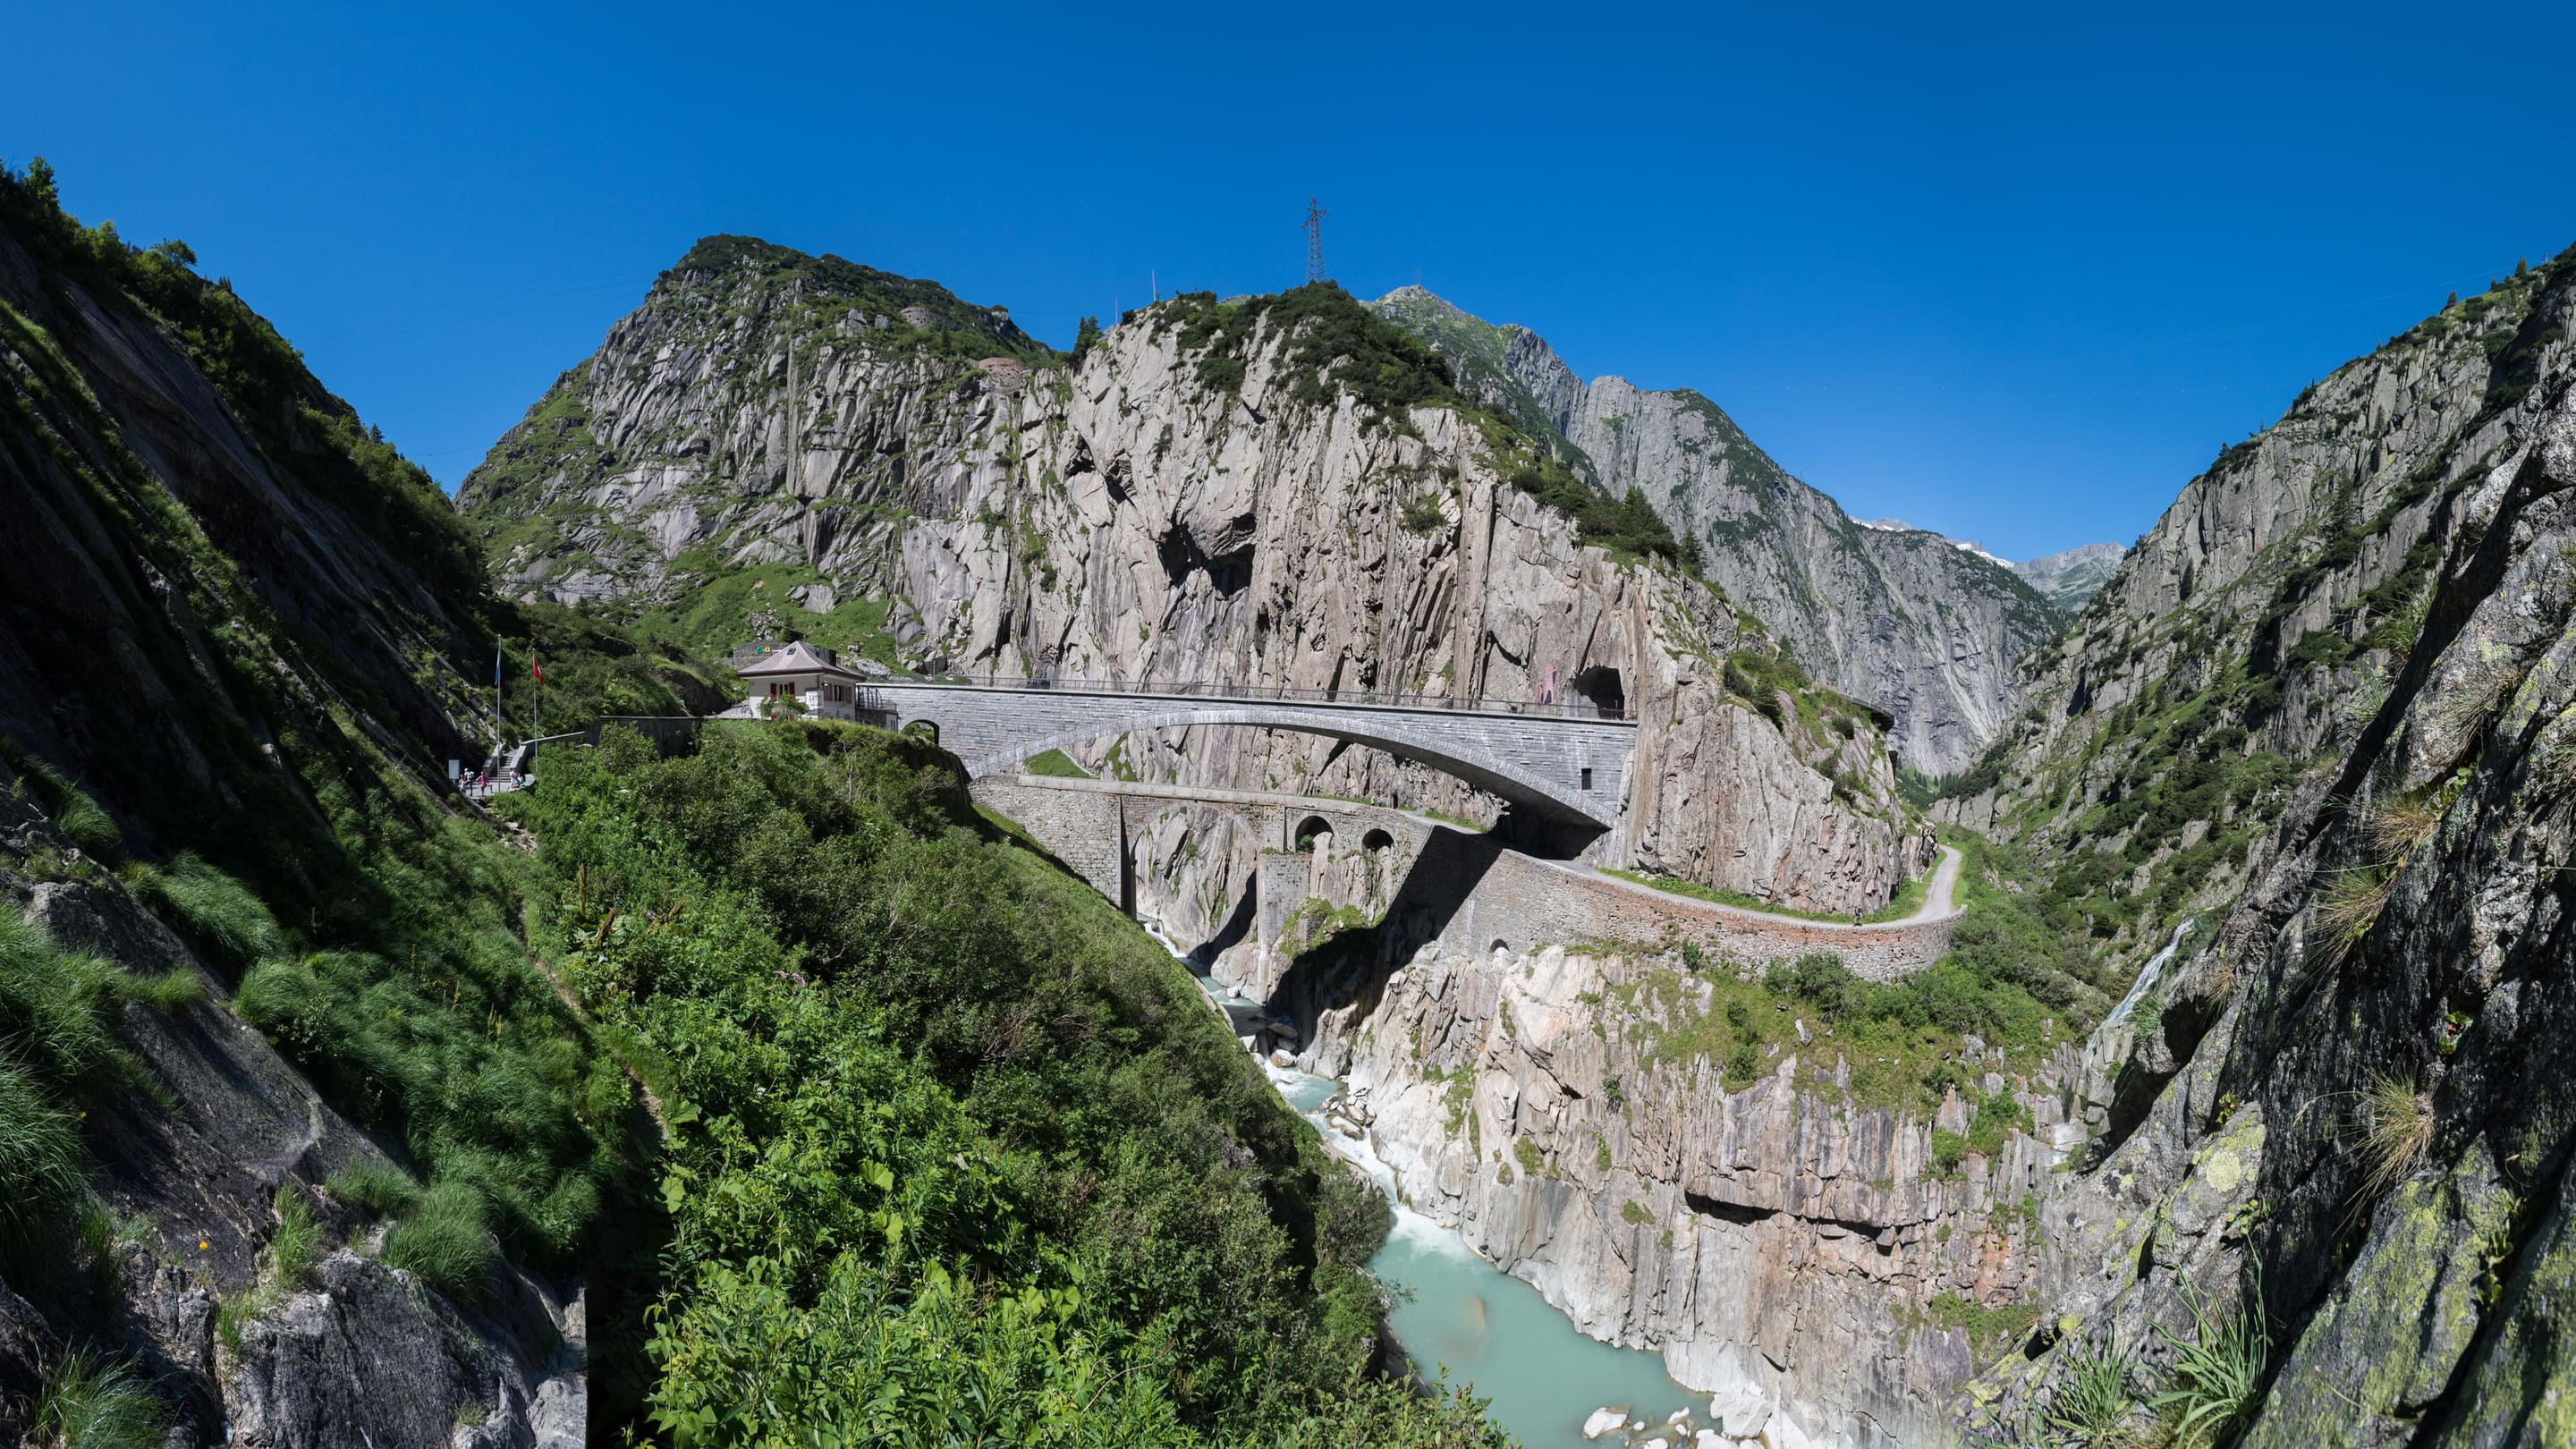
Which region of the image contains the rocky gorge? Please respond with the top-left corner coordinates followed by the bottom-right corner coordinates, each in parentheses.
top-left (11, 134), bottom-right (2576, 1448)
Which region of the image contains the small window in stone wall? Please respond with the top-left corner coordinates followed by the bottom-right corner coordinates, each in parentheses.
top-left (1580, 767), bottom-right (1593, 791)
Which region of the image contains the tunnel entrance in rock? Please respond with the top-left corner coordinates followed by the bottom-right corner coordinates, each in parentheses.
top-left (1569, 665), bottom-right (1626, 717)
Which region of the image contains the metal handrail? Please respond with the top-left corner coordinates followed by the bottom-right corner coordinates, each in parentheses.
top-left (867, 675), bottom-right (1629, 722)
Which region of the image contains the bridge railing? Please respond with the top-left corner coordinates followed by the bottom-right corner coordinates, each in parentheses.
top-left (872, 675), bottom-right (1629, 721)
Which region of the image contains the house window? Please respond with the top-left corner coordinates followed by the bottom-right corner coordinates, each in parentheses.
top-left (1580, 767), bottom-right (1593, 791)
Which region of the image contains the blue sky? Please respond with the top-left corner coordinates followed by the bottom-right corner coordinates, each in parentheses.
top-left (7, 1), bottom-right (2570, 561)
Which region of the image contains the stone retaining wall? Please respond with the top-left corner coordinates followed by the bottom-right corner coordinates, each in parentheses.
top-left (1456, 849), bottom-right (1953, 981)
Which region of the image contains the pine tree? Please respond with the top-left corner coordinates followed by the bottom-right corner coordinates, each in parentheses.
top-left (1071, 315), bottom-right (1103, 370)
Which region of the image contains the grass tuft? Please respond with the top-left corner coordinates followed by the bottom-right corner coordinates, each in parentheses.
top-left (2309, 865), bottom-right (2397, 963)
top-left (0, 1059), bottom-right (85, 1272)
top-left (2352, 1075), bottom-right (2434, 1205)
top-left (2041, 1336), bottom-right (2139, 1447)
top-left (114, 968), bottom-right (206, 1013)
top-left (0, 738), bottom-right (123, 860)
top-left (129, 852), bottom-right (284, 974)
top-left (268, 1184), bottom-right (324, 1290)
top-left (32, 1346), bottom-right (166, 1449)
top-left (2362, 794), bottom-right (2445, 862)
top-left (326, 1160), bottom-right (423, 1217)
top-left (381, 1179), bottom-right (496, 1305)
top-left (0, 911), bottom-right (126, 1089)
top-left (2150, 1281), bottom-right (2271, 1449)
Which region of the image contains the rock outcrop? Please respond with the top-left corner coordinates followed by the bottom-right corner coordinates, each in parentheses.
top-left (460, 248), bottom-right (1932, 914)
top-left (1936, 256), bottom-right (2569, 992)
top-left (1369, 286), bottom-right (2068, 775)
top-left (1313, 936), bottom-right (2071, 1446)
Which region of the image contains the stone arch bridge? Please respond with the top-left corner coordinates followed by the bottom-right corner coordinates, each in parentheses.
top-left (866, 680), bottom-right (1637, 830)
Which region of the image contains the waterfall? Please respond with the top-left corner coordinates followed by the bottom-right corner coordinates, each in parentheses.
top-left (2089, 917), bottom-right (2196, 1056)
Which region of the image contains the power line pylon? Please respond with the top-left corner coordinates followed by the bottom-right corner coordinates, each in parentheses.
top-left (1301, 197), bottom-right (1327, 284)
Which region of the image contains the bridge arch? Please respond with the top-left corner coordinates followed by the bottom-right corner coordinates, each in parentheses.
top-left (872, 686), bottom-right (1631, 829)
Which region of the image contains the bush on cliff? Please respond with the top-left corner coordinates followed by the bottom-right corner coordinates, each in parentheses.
top-left (517, 721), bottom-right (1506, 1445)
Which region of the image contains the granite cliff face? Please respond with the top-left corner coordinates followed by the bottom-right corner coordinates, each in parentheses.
top-left (1309, 933), bottom-right (2072, 1447)
top-left (459, 244), bottom-right (1932, 914)
top-left (1369, 286), bottom-right (2072, 776)
top-left (1937, 257), bottom-right (2569, 984)
top-left (1953, 252), bottom-right (2576, 1447)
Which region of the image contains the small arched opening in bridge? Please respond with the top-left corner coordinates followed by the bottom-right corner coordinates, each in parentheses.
top-left (1488, 937), bottom-right (1513, 963)
top-left (1360, 827), bottom-right (1396, 906)
top-left (1569, 665), bottom-right (1626, 718)
top-left (1293, 815), bottom-right (1334, 852)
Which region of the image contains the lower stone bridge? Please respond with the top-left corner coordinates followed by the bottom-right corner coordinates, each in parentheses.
top-left (971, 775), bottom-right (1955, 986)
top-left (868, 681), bottom-right (1636, 831)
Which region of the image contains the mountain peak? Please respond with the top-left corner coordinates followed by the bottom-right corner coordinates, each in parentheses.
top-left (657, 234), bottom-right (1058, 366)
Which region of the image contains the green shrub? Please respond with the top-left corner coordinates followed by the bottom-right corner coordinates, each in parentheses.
top-left (32, 1347), bottom-right (165, 1449)
top-left (1928, 1292), bottom-right (2041, 1364)
top-left (1968, 1089), bottom-right (2033, 1157)
top-left (1767, 952), bottom-right (1860, 1016)
top-left (131, 852), bottom-right (284, 974)
top-left (382, 1180), bottom-right (496, 1305)
top-left (521, 721), bottom-right (1499, 1441)
top-left (1931, 1129), bottom-right (1970, 1177)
